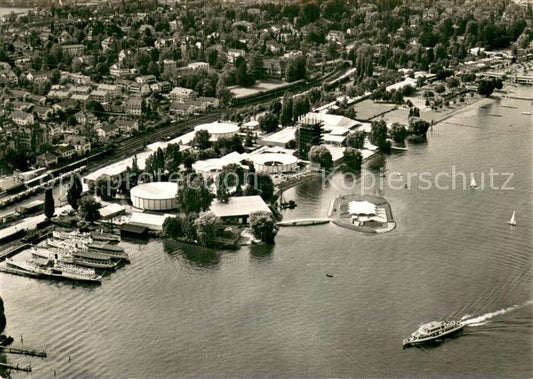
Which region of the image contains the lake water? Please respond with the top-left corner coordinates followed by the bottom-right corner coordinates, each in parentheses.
top-left (1, 89), bottom-right (532, 378)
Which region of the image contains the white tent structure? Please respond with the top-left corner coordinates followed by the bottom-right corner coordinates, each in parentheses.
top-left (348, 201), bottom-right (377, 216)
top-left (348, 200), bottom-right (387, 225)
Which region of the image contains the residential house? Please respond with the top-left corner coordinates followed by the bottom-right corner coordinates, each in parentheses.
top-left (170, 101), bottom-right (194, 116)
top-left (123, 97), bottom-right (143, 116)
top-left (326, 30), bottom-right (345, 44)
top-left (11, 101), bottom-right (33, 112)
top-left (135, 75), bottom-right (157, 84)
top-left (74, 110), bottom-right (87, 125)
top-left (56, 144), bottom-right (77, 160)
top-left (10, 112), bottom-right (34, 126)
top-left (32, 106), bottom-right (53, 120)
top-left (110, 64), bottom-right (130, 77)
top-left (90, 90), bottom-right (110, 103)
top-left (95, 123), bottom-right (120, 140)
top-left (97, 83), bottom-right (122, 98)
top-left (69, 86), bottom-right (91, 96)
top-left (115, 119), bottom-right (139, 134)
top-left (263, 58), bottom-right (282, 78)
top-left (61, 44), bottom-right (85, 57)
top-left (64, 135), bottom-right (91, 155)
top-left (187, 62), bottom-right (210, 71)
top-left (169, 87), bottom-right (196, 102)
top-left (28, 94), bottom-right (46, 105)
top-left (227, 49), bottom-right (246, 64)
top-left (36, 151), bottom-right (58, 168)
top-left (27, 71), bottom-right (51, 83)
top-left (196, 97), bottom-right (219, 110)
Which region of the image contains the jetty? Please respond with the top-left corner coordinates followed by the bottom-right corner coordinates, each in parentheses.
top-left (277, 219), bottom-right (331, 227)
top-left (0, 362), bottom-right (32, 372)
top-left (0, 266), bottom-right (41, 278)
top-left (0, 244), bottom-right (29, 261)
top-left (0, 346), bottom-right (47, 357)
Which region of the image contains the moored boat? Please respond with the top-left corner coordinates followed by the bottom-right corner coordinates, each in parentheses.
top-left (87, 243), bottom-right (129, 261)
top-left (90, 231), bottom-right (120, 244)
top-left (6, 258), bottom-right (102, 283)
top-left (32, 246), bottom-right (118, 270)
top-left (403, 320), bottom-right (464, 347)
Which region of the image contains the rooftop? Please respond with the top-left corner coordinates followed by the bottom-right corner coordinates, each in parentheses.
top-left (209, 195), bottom-right (271, 218)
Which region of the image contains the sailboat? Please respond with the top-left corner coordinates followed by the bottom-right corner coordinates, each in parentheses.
top-left (470, 176), bottom-right (477, 188)
top-left (507, 211), bottom-right (516, 226)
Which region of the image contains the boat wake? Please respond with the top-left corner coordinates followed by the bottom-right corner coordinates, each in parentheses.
top-left (461, 300), bottom-right (533, 327)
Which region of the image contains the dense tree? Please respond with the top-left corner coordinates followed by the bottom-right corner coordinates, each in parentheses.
top-left (79, 195), bottom-right (101, 223)
top-left (194, 212), bottom-right (222, 247)
top-left (292, 96), bottom-right (310, 121)
top-left (0, 297), bottom-right (5, 335)
top-left (259, 112), bottom-right (279, 133)
top-left (345, 131), bottom-right (366, 149)
top-left (246, 172), bottom-right (274, 203)
top-left (250, 53), bottom-right (265, 81)
top-left (163, 217), bottom-right (184, 240)
top-left (410, 119), bottom-right (431, 137)
top-left (477, 79), bottom-right (496, 97)
top-left (343, 147), bottom-right (363, 171)
top-left (280, 93), bottom-right (293, 126)
top-left (96, 176), bottom-right (118, 200)
top-left (192, 130), bottom-right (212, 150)
top-left (308, 145), bottom-right (333, 170)
top-left (177, 175), bottom-right (213, 214)
top-left (67, 175), bottom-right (83, 211)
top-left (249, 211), bottom-right (278, 244)
top-left (390, 123), bottom-right (407, 143)
top-left (44, 188), bottom-right (55, 220)
top-left (370, 120), bottom-right (391, 153)
top-left (285, 56), bottom-right (306, 82)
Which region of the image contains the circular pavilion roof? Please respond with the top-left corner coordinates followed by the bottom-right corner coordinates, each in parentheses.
top-left (249, 153), bottom-right (298, 166)
top-left (194, 122), bottom-right (239, 135)
top-left (130, 182), bottom-right (178, 200)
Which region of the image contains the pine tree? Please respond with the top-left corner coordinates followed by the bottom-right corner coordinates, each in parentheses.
top-left (44, 188), bottom-right (55, 220)
top-left (67, 175), bottom-right (83, 211)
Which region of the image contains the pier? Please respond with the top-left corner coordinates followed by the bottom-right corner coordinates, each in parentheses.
top-left (0, 244), bottom-right (29, 261)
top-left (277, 219), bottom-right (331, 227)
top-left (0, 266), bottom-right (41, 278)
top-left (0, 346), bottom-right (47, 358)
top-left (0, 362), bottom-right (32, 372)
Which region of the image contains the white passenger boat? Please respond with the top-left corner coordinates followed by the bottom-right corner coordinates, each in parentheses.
top-left (6, 258), bottom-right (102, 283)
top-left (403, 320), bottom-right (464, 347)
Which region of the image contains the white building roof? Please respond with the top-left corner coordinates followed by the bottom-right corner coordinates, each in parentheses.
top-left (301, 112), bottom-right (357, 132)
top-left (192, 151), bottom-right (245, 173)
top-left (99, 203), bottom-right (125, 218)
top-left (259, 126), bottom-right (296, 145)
top-left (128, 212), bottom-right (175, 231)
top-left (209, 195), bottom-right (271, 218)
top-left (130, 182), bottom-right (178, 200)
top-left (348, 201), bottom-right (377, 215)
top-left (194, 121), bottom-right (240, 136)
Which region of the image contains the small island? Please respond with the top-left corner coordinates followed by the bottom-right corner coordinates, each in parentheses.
top-left (329, 194), bottom-right (396, 234)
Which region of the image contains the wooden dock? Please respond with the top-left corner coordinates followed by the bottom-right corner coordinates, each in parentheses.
top-left (0, 244), bottom-right (29, 261)
top-left (0, 362), bottom-right (32, 372)
top-left (0, 266), bottom-right (41, 278)
top-left (0, 346), bottom-right (47, 357)
top-left (277, 219), bottom-right (331, 227)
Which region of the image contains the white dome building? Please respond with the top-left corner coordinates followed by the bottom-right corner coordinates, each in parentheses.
top-left (194, 122), bottom-right (239, 141)
top-left (130, 182), bottom-right (178, 211)
top-left (249, 153), bottom-right (298, 174)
